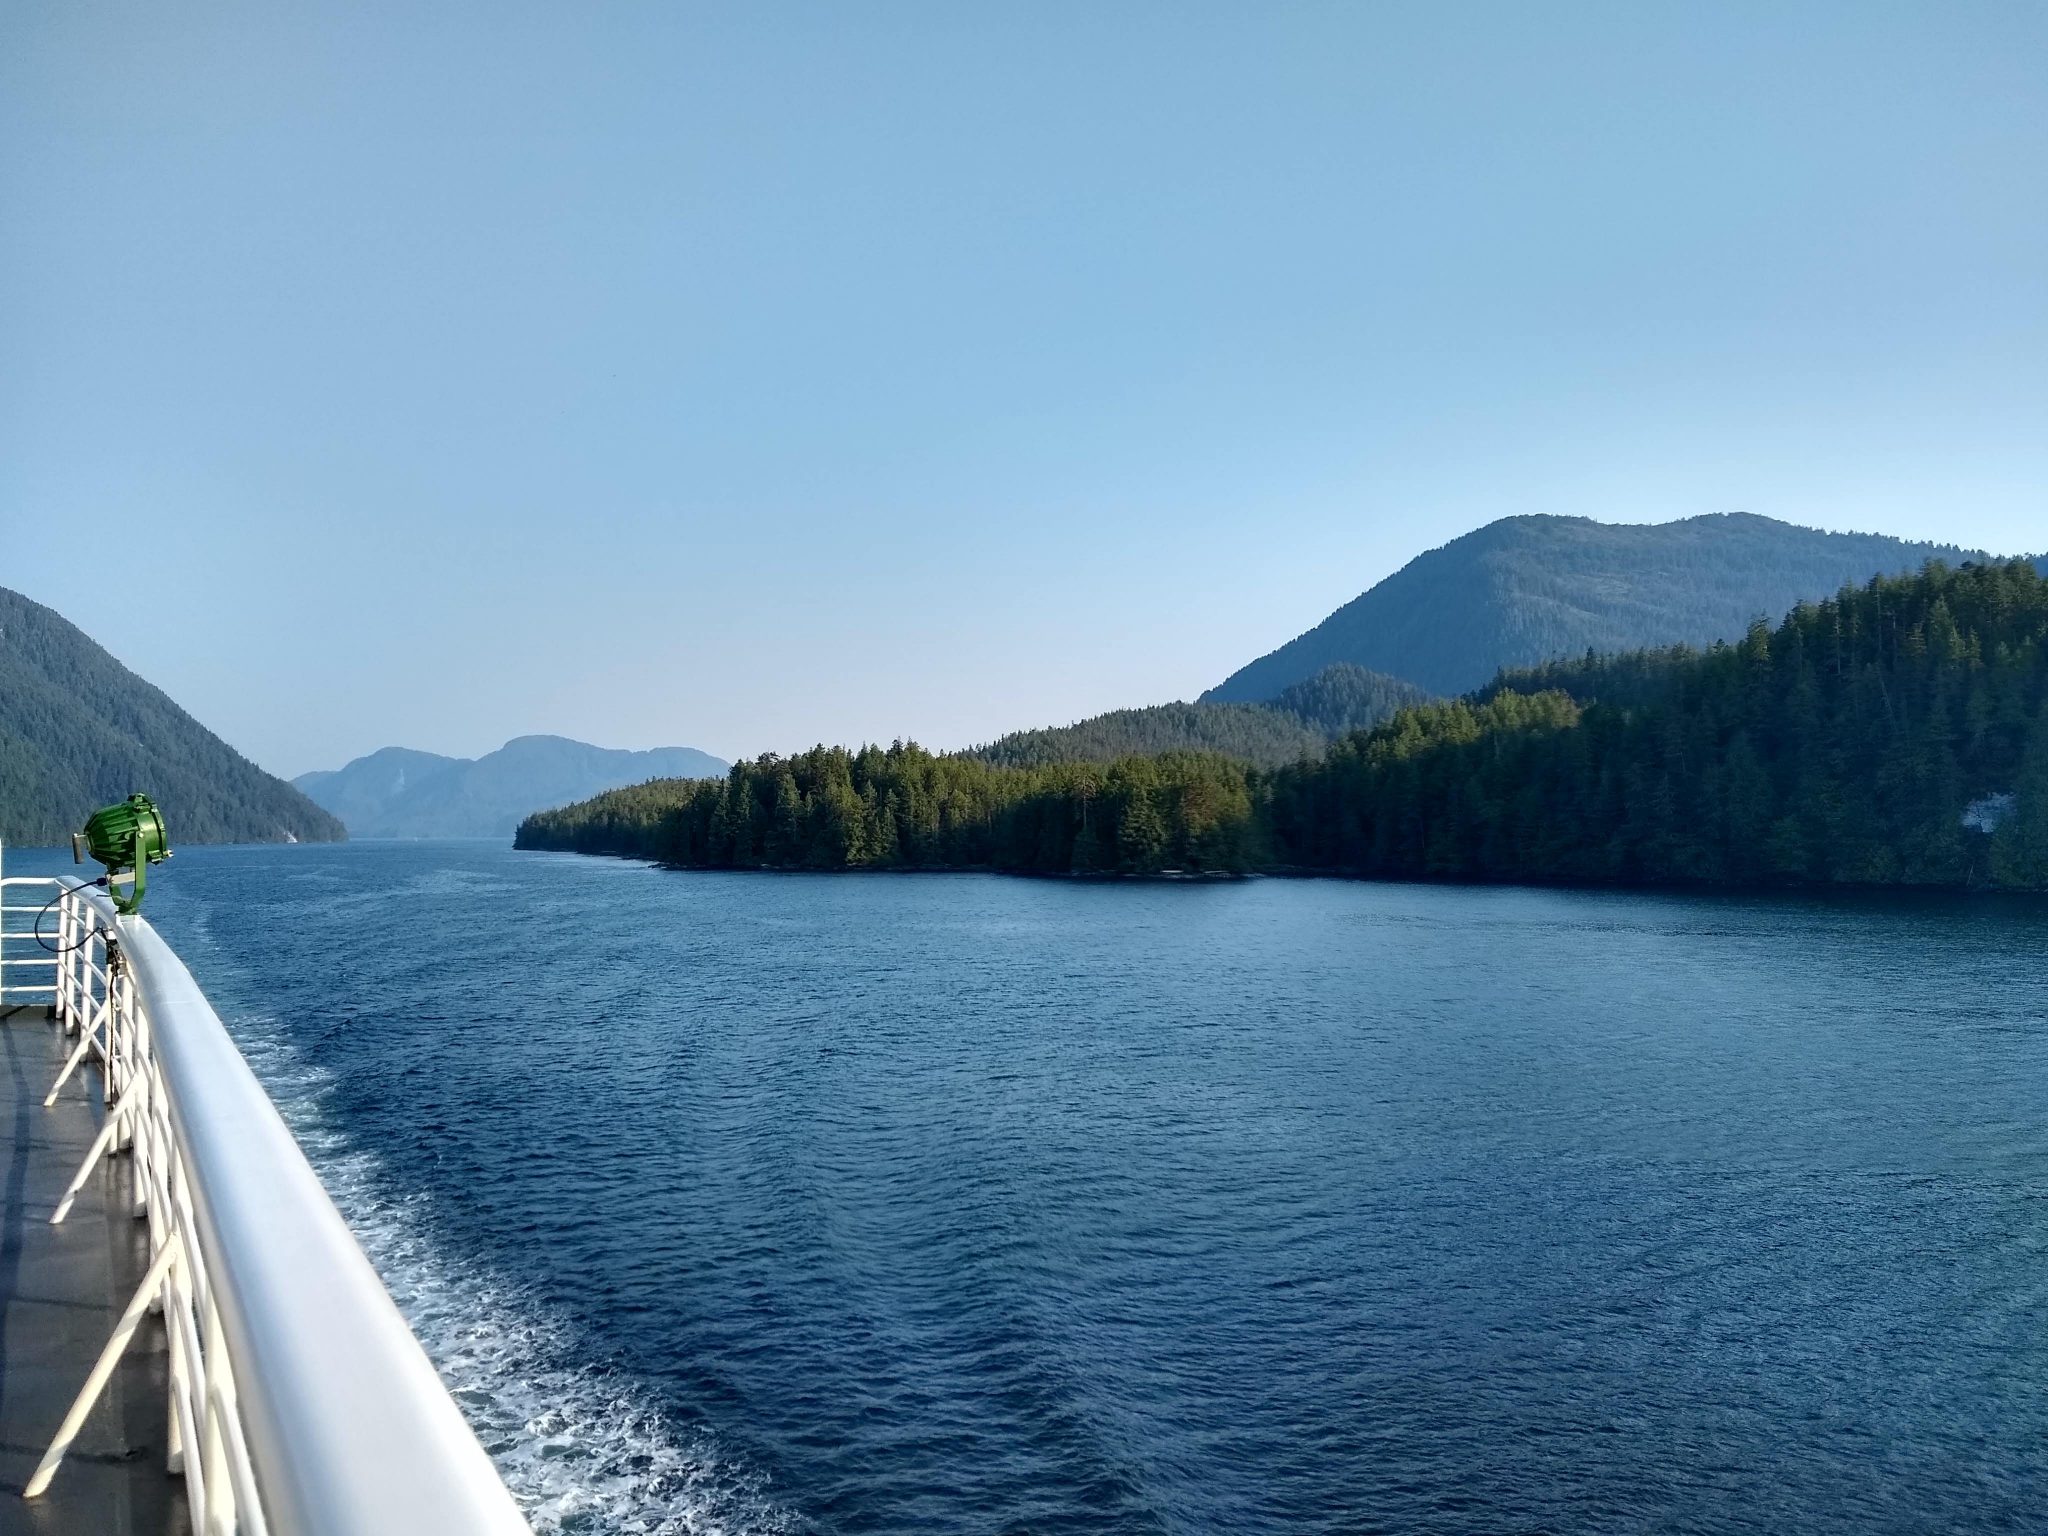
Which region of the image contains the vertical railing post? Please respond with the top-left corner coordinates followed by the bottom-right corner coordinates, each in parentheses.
top-left (165, 1240), bottom-right (210, 1516)
top-left (73, 907), bottom-right (87, 1033)
top-left (200, 1295), bottom-right (234, 1535)
top-left (131, 1027), bottom-right (153, 1218)
top-left (56, 895), bottom-right (71, 1028)
top-left (165, 1236), bottom-right (190, 1475)
top-left (60, 903), bottom-right (79, 1034)
top-left (114, 970), bottom-right (135, 1133)
top-left (77, 911), bottom-right (95, 1036)
top-left (76, 916), bottom-right (91, 1039)
top-left (55, 895), bottom-right (69, 1026)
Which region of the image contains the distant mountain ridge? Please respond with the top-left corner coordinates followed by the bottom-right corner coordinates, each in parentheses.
top-left (0, 585), bottom-right (344, 846)
top-left (298, 735), bottom-right (728, 839)
top-left (1205, 513), bottom-right (2020, 702)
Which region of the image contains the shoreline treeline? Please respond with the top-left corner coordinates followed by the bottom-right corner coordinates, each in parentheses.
top-left (518, 561), bottom-right (2048, 890)
top-left (517, 746), bottom-right (1267, 874)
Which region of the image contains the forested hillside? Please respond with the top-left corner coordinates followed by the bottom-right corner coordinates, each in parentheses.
top-left (968, 664), bottom-right (1430, 769)
top-left (0, 586), bottom-right (345, 846)
top-left (1266, 559), bottom-right (2048, 886)
top-left (1205, 513), bottom-right (2007, 701)
top-left (970, 704), bottom-right (1321, 770)
top-left (522, 562), bottom-right (2048, 891)
top-left (1268, 663), bottom-right (1433, 735)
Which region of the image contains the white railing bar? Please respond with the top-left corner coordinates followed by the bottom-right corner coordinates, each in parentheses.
top-left (24, 1235), bottom-right (186, 1497)
top-left (77, 891), bottom-right (530, 1536)
top-left (1, 864), bottom-right (68, 1009)
top-left (23, 882), bottom-right (530, 1534)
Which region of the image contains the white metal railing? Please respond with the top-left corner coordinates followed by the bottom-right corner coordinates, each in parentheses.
top-left (3, 871), bottom-right (533, 1536)
top-left (1, 841), bottom-right (65, 1007)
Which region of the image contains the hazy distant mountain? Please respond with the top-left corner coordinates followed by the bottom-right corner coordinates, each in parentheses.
top-left (298, 735), bottom-right (727, 839)
top-left (1205, 513), bottom-right (2007, 702)
top-left (292, 747), bottom-right (463, 833)
top-left (0, 585), bottom-right (345, 846)
top-left (968, 664), bottom-right (1431, 769)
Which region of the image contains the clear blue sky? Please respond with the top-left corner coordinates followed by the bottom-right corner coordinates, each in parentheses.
top-left (3, 3), bottom-right (2043, 778)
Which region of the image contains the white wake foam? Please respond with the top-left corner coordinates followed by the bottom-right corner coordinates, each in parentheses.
top-left (226, 1017), bottom-right (797, 1536)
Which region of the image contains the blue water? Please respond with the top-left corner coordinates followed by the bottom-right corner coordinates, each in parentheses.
top-left (10, 841), bottom-right (2048, 1533)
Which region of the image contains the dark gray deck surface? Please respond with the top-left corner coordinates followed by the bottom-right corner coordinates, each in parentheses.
top-left (0, 1003), bottom-right (188, 1535)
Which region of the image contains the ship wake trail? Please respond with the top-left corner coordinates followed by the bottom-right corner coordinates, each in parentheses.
top-left (223, 1016), bottom-right (799, 1536)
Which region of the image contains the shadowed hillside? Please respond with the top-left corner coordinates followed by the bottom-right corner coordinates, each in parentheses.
top-left (0, 586), bottom-right (345, 846)
top-left (968, 665), bottom-right (1431, 769)
top-left (1205, 513), bottom-right (2008, 702)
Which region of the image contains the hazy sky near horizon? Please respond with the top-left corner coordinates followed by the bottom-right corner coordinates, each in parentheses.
top-left (4, 3), bottom-right (2044, 778)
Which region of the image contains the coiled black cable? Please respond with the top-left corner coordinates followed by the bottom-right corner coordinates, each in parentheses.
top-left (33, 877), bottom-right (110, 955)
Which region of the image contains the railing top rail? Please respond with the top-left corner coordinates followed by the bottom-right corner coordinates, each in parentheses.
top-left (75, 891), bottom-right (529, 1536)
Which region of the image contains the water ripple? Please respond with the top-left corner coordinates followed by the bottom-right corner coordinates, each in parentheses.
top-left (59, 843), bottom-right (2048, 1536)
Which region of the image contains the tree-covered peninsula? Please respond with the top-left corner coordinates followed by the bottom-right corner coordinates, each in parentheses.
top-left (518, 747), bottom-right (1266, 874)
top-left (519, 561), bottom-right (2048, 890)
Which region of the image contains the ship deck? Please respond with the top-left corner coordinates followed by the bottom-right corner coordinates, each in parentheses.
top-left (0, 1003), bottom-right (188, 1534)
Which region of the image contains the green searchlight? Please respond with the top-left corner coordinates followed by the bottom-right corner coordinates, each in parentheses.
top-left (73, 793), bottom-right (172, 915)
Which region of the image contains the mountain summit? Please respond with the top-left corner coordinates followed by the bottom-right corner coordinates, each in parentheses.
top-left (297, 735), bottom-right (728, 839)
top-left (1204, 513), bottom-right (2003, 702)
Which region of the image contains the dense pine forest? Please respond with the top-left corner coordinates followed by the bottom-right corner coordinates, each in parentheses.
top-left (0, 586), bottom-right (345, 846)
top-left (517, 746), bottom-right (1266, 873)
top-left (1268, 663), bottom-right (1435, 736)
top-left (1269, 559), bottom-right (2048, 886)
top-left (520, 561), bottom-right (2048, 891)
top-left (966, 664), bottom-right (1429, 769)
top-left (969, 704), bottom-right (1323, 771)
